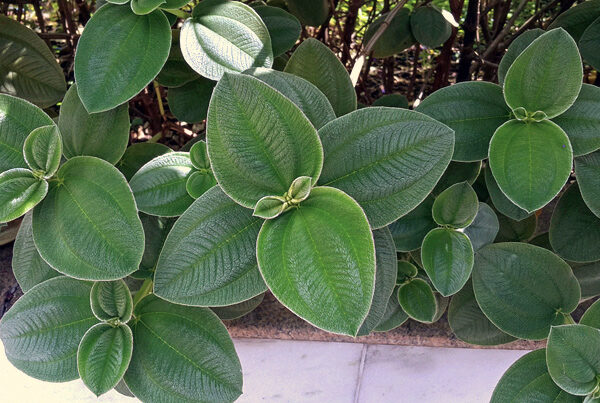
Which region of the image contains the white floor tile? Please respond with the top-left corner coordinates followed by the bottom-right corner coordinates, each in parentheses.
top-left (357, 345), bottom-right (529, 403)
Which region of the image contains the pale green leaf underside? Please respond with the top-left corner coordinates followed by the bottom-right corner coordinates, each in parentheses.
top-left (318, 107), bottom-right (454, 228)
top-left (257, 186), bottom-right (376, 336)
top-left (33, 157), bottom-right (144, 280)
top-left (154, 186), bottom-right (267, 307)
top-left (0, 277), bottom-right (97, 382)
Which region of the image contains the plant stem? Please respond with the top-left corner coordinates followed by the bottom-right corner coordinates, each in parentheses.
top-left (162, 8), bottom-right (190, 19)
top-left (133, 278), bottom-right (153, 306)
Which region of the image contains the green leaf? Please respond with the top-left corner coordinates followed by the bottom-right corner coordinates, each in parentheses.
top-left (0, 168), bottom-right (47, 223)
top-left (284, 38), bottom-right (356, 116)
top-left (448, 280), bottom-right (516, 346)
top-left (397, 278), bottom-right (437, 323)
top-left (373, 286), bottom-right (409, 332)
top-left (257, 186), bottom-right (375, 336)
top-left (484, 166), bottom-right (530, 221)
top-left (129, 152), bottom-right (195, 217)
top-left (244, 67), bottom-right (336, 130)
top-left (409, 6), bottom-right (452, 48)
top-left (388, 196), bottom-right (436, 252)
top-left (75, 4), bottom-right (171, 113)
top-left (372, 94), bottom-right (409, 109)
top-left (580, 16), bottom-right (600, 71)
top-left (134, 213), bottom-right (174, 279)
top-left (285, 0), bottom-right (329, 26)
top-left (90, 280), bottom-right (133, 322)
top-left (357, 227), bottom-right (398, 336)
top-left (550, 184), bottom-right (600, 263)
top-left (491, 349), bottom-right (582, 403)
top-left (472, 243), bottom-right (580, 340)
top-left (581, 299), bottom-right (600, 329)
top-left (0, 277), bottom-right (97, 382)
top-left (180, 0), bottom-right (273, 80)
top-left (554, 84), bottom-right (600, 157)
top-left (488, 119), bottom-right (573, 213)
top-left (23, 125), bottom-right (62, 178)
top-left (78, 323), bottom-right (133, 397)
top-left (131, 0), bottom-right (165, 15)
top-left (211, 293), bottom-right (265, 320)
top-left (464, 202), bottom-right (499, 251)
top-left (124, 295), bottom-right (243, 402)
top-left (117, 142), bottom-right (172, 181)
top-left (254, 196), bottom-right (286, 219)
top-left (495, 213), bottom-right (537, 243)
top-left (503, 29), bottom-right (583, 119)
top-left (421, 228), bottom-right (474, 297)
top-left (318, 107), bottom-right (454, 228)
top-left (416, 81), bottom-right (511, 161)
top-left (0, 94), bottom-right (55, 173)
top-left (33, 157), bottom-right (144, 280)
top-left (575, 150), bottom-right (600, 218)
top-left (254, 5), bottom-right (301, 56)
top-left (0, 15), bottom-right (66, 108)
top-left (547, 324), bottom-right (600, 396)
top-left (547, 0), bottom-right (600, 42)
top-left (573, 261), bottom-right (600, 301)
top-left (12, 212), bottom-right (59, 292)
top-left (154, 186), bottom-right (266, 306)
top-left (206, 72), bottom-right (323, 208)
top-left (432, 161), bottom-right (481, 195)
top-left (432, 181), bottom-right (478, 228)
top-left (58, 84), bottom-right (130, 164)
top-left (497, 28), bottom-right (545, 86)
top-left (156, 33), bottom-right (199, 88)
top-left (396, 260), bottom-right (418, 283)
top-left (186, 171), bottom-right (216, 199)
top-left (167, 77), bottom-right (215, 123)
top-left (363, 9), bottom-right (415, 58)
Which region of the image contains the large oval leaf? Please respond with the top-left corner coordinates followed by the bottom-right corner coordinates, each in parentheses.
top-left (0, 277), bottom-right (97, 382)
top-left (154, 186), bottom-right (267, 306)
top-left (117, 142), bottom-right (172, 181)
top-left (134, 213), bottom-right (174, 279)
top-left (431, 181), bottom-right (478, 228)
top-left (581, 299), bottom-right (600, 328)
top-left (448, 280), bottom-right (515, 346)
top-left (549, 184), bottom-right (600, 263)
top-left (503, 28), bottom-right (583, 119)
top-left (58, 84), bottom-right (130, 164)
top-left (373, 286), bottom-right (409, 332)
top-left (33, 157), bottom-right (144, 280)
top-left (580, 16), bottom-right (600, 71)
top-left (388, 196), bottom-right (436, 252)
top-left (284, 38), bottom-right (356, 117)
top-left (547, 0), bottom-right (600, 42)
top-left (244, 67), bottom-right (336, 129)
top-left (421, 228), bottom-right (474, 297)
top-left (77, 323), bottom-right (133, 397)
top-left (496, 213), bottom-right (537, 243)
top-left (547, 324), bottom-right (600, 396)
top-left (357, 227), bottom-right (398, 336)
top-left (553, 84), bottom-right (600, 157)
top-left (167, 77), bottom-right (215, 123)
top-left (397, 278), bottom-right (437, 323)
top-left (575, 150), bottom-right (600, 218)
top-left (573, 261), bottom-right (600, 301)
top-left (318, 107), bottom-right (454, 228)
top-left (483, 166), bottom-right (530, 221)
top-left (211, 293), bottom-right (265, 321)
top-left (363, 9), bottom-right (415, 58)
top-left (124, 295), bottom-right (243, 402)
top-left (472, 243), bottom-right (580, 340)
top-left (257, 186), bottom-right (375, 336)
top-left (0, 94), bottom-right (55, 173)
top-left (0, 168), bottom-right (48, 223)
top-left (130, 152), bottom-right (195, 217)
top-left (464, 202), bottom-right (499, 251)
top-left (206, 72), bottom-right (323, 208)
top-left (488, 119), bottom-right (572, 213)
top-left (180, 0), bottom-right (273, 80)
top-left (0, 15), bottom-right (66, 107)
top-left (416, 81), bottom-right (510, 161)
top-left (253, 5), bottom-right (301, 57)
top-left (12, 212), bottom-right (59, 292)
top-left (409, 6), bottom-right (452, 48)
top-left (497, 28), bottom-right (545, 86)
top-left (285, 0), bottom-right (329, 26)
top-left (75, 4), bottom-right (171, 113)
top-left (432, 161), bottom-right (481, 195)
top-left (491, 349), bottom-right (581, 403)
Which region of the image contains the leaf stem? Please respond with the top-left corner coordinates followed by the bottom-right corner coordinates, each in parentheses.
top-left (162, 8), bottom-right (191, 19)
top-left (133, 278), bottom-right (153, 306)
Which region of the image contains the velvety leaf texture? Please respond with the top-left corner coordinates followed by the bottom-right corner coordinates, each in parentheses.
top-left (580, 16), bottom-right (600, 71)
top-left (397, 279), bottom-right (437, 323)
top-left (285, 0), bottom-right (329, 26)
top-left (23, 125), bottom-right (62, 178)
top-left (373, 286), bottom-right (409, 332)
top-left (124, 295), bottom-right (243, 402)
top-left (206, 72), bottom-right (323, 208)
top-left (388, 196), bottom-right (436, 252)
top-left (33, 157), bottom-right (144, 280)
top-left (167, 77), bottom-right (215, 123)
top-left (464, 202), bottom-right (499, 251)
top-left (0, 15), bottom-right (66, 107)
top-left (0, 168), bottom-right (48, 223)
top-left (363, 9), bottom-right (415, 58)
top-left (74, 4), bottom-right (171, 112)
top-left (409, 6), bottom-right (452, 48)
top-left (284, 38), bottom-right (357, 116)
top-left (180, 0), bottom-right (273, 80)
top-left (575, 150), bottom-right (600, 218)
top-left (211, 293), bottom-right (265, 321)
top-left (154, 186), bottom-right (267, 306)
top-left (472, 243), bottom-right (580, 340)
top-left (318, 107), bottom-right (454, 228)
top-left (431, 181), bottom-right (478, 228)
top-left (116, 142), bottom-right (172, 181)
top-left (484, 166), bottom-right (530, 221)
top-left (416, 81), bottom-right (511, 161)
top-left (547, 0), bottom-right (600, 42)
top-left (253, 5), bottom-right (301, 57)
top-left (90, 280), bottom-right (133, 322)
top-left (497, 28), bottom-right (545, 86)
top-left (257, 186), bottom-right (376, 336)
top-left (0, 277), bottom-right (97, 382)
